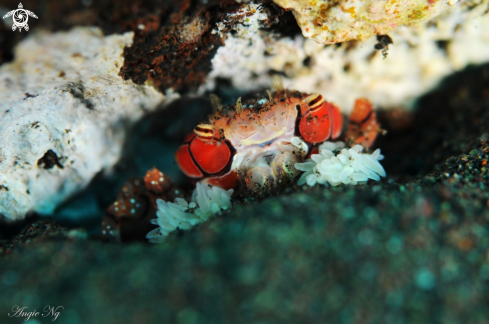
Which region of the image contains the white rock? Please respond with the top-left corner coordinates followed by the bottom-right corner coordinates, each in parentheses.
top-left (202, 1), bottom-right (489, 112)
top-left (0, 27), bottom-right (165, 221)
top-left (273, 0), bottom-right (460, 44)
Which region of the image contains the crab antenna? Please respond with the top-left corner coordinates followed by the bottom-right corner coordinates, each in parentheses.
top-left (271, 75), bottom-right (284, 91)
top-left (209, 94), bottom-right (222, 112)
top-left (236, 97), bottom-right (243, 113)
top-left (266, 90), bottom-right (273, 104)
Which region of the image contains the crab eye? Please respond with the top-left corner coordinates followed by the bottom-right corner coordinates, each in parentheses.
top-left (193, 124), bottom-right (215, 141)
top-left (298, 101), bottom-right (343, 144)
top-left (189, 137), bottom-right (233, 175)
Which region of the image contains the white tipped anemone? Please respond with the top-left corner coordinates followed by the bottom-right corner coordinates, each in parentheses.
top-left (146, 183), bottom-right (233, 243)
top-left (295, 142), bottom-right (386, 187)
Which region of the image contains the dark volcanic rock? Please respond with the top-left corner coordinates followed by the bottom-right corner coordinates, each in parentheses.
top-left (1, 180), bottom-right (489, 323)
top-left (377, 63), bottom-right (489, 182)
top-left (118, 1), bottom-right (297, 93)
top-left (118, 9), bottom-right (226, 93)
top-left (0, 220), bottom-right (85, 256)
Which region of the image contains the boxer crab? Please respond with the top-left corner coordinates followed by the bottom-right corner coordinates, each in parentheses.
top-left (102, 88), bottom-right (386, 242)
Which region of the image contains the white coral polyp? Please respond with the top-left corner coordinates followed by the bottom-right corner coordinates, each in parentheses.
top-left (295, 142), bottom-right (386, 187)
top-left (146, 183), bottom-right (233, 243)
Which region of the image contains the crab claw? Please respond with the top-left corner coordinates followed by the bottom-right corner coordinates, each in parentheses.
top-left (346, 98), bottom-right (382, 148)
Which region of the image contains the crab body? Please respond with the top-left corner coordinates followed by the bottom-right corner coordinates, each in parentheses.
top-left (176, 90), bottom-right (353, 195)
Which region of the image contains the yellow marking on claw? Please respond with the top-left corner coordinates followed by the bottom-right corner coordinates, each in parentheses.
top-left (304, 94), bottom-right (325, 112)
top-left (194, 124), bottom-right (215, 141)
